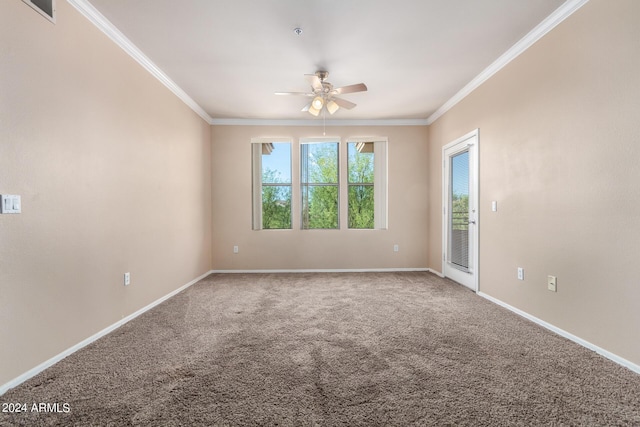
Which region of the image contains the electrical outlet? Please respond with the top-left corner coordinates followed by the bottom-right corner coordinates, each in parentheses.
top-left (233, 245), bottom-right (239, 254)
top-left (517, 267), bottom-right (524, 281)
top-left (124, 272), bottom-right (131, 286)
top-left (547, 275), bottom-right (557, 292)
top-left (393, 244), bottom-right (399, 252)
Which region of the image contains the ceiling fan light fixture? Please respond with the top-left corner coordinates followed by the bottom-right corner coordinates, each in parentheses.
top-left (311, 96), bottom-right (324, 110)
top-left (277, 71), bottom-right (367, 117)
top-left (308, 105), bottom-right (321, 116)
top-left (327, 100), bottom-right (339, 115)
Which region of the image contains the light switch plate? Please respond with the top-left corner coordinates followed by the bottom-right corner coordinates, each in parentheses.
top-left (1, 195), bottom-right (21, 214)
top-left (547, 275), bottom-right (557, 292)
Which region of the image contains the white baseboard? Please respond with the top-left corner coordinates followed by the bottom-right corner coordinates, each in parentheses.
top-left (211, 268), bottom-right (431, 273)
top-left (12, 270), bottom-right (632, 397)
top-left (426, 268), bottom-right (445, 278)
top-left (0, 270), bottom-right (214, 396)
top-left (478, 291), bottom-right (640, 375)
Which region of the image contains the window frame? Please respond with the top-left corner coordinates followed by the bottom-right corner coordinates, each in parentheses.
top-left (300, 137), bottom-right (341, 230)
top-left (251, 138), bottom-right (293, 230)
top-left (251, 136), bottom-right (387, 231)
top-left (346, 137), bottom-right (388, 230)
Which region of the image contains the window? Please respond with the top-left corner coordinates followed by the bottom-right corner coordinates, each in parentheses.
top-left (348, 142), bottom-right (374, 228)
top-left (347, 138), bottom-right (388, 229)
top-left (252, 140), bottom-right (291, 229)
top-left (300, 140), bottom-right (339, 229)
top-left (252, 137), bottom-right (387, 231)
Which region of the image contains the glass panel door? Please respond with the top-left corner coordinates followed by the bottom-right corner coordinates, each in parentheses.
top-left (449, 150), bottom-right (470, 271)
top-left (443, 130), bottom-right (478, 292)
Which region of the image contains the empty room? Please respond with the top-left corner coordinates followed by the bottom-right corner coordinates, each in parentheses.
top-left (1, 0), bottom-right (639, 425)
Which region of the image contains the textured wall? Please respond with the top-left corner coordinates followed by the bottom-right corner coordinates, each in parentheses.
top-left (211, 125), bottom-right (429, 270)
top-left (0, 1), bottom-right (212, 386)
top-left (427, 0), bottom-right (640, 365)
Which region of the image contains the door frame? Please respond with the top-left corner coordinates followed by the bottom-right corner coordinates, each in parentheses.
top-left (442, 129), bottom-right (479, 292)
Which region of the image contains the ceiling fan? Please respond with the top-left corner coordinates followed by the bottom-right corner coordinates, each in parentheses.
top-left (275, 71), bottom-right (367, 116)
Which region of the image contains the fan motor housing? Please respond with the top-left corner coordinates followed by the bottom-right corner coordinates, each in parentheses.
top-left (316, 70), bottom-right (329, 81)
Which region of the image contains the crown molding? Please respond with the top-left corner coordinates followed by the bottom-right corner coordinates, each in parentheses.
top-left (426, 0), bottom-right (590, 125)
top-left (68, 0), bottom-right (588, 128)
top-left (66, 0), bottom-right (426, 128)
top-left (209, 118), bottom-right (429, 126)
top-left (66, 0), bottom-right (213, 124)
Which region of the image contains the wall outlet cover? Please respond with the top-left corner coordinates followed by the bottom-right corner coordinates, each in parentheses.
top-left (1, 195), bottom-right (21, 214)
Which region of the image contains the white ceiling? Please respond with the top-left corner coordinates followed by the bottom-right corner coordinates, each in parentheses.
top-left (86, 0), bottom-right (568, 122)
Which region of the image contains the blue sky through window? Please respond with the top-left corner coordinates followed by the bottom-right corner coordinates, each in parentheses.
top-left (262, 142), bottom-right (291, 182)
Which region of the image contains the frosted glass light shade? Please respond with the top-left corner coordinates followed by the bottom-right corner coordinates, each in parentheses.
top-left (308, 105), bottom-right (321, 116)
top-left (327, 100), bottom-right (339, 115)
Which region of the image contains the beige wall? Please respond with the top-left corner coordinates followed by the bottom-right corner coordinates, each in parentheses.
top-left (3, 0), bottom-right (637, 390)
top-left (211, 125), bottom-right (429, 270)
top-left (428, 0), bottom-right (640, 365)
top-left (0, 1), bottom-right (212, 386)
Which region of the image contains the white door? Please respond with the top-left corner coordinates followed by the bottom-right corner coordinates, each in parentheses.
top-left (442, 130), bottom-right (479, 291)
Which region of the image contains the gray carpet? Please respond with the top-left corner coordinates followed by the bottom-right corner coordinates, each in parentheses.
top-left (1, 272), bottom-right (639, 426)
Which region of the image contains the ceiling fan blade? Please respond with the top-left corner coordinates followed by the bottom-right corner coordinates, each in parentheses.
top-left (332, 83), bottom-right (367, 95)
top-left (275, 92), bottom-right (314, 96)
top-left (304, 74), bottom-right (323, 92)
top-left (332, 97), bottom-right (356, 109)
top-left (301, 102), bottom-right (312, 112)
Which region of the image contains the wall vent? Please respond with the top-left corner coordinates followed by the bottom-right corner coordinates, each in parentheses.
top-left (22, 0), bottom-right (56, 24)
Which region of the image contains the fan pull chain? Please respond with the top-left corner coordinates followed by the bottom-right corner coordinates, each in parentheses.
top-left (323, 107), bottom-right (326, 136)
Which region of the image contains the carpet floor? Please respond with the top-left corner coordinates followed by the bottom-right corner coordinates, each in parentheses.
top-left (1, 272), bottom-right (639, 426)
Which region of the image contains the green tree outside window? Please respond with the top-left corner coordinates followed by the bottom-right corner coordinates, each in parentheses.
top-left (301, 143), bottom-right (339, 229)
top-left (260, 143), bottom-right (292, 229)
top-left (348, 142), bottom-right (375, 229)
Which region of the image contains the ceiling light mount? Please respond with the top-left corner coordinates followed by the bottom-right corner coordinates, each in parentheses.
top-left (316, 70), bottom-right (329, 81)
